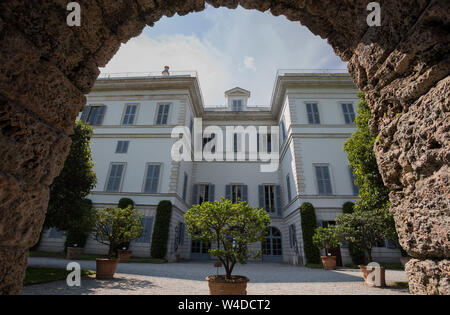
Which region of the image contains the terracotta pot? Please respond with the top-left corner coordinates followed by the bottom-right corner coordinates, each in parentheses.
top-left (321, 256), bottom-right (337, 270)
top-left (96, 258), bottom-right (118, 279)
top-left (206, 276), bottom-right (250, 295)
top-left (400, 257), bottom-right (412, 267)
top-left (118, 250), bottom-right (132, 263)
top-left (358, 265), bottom-right (386, 287)
top-left (66, 247), bottom-right (84, 260)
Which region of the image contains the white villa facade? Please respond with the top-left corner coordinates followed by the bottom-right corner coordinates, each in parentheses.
top-left (39, 70), bottom-right (401, 265)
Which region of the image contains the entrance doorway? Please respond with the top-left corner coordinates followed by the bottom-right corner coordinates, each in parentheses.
top-left (262, 227), bottom-right (283, 262)
top-left (191, 240), bottom-right (211, 260)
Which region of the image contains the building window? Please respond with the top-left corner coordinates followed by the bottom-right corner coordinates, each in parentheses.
top-left (203, 134), bottom-right (216, 152)
top-left (122, 104), bottom-right (138, 125)
top-left (280, 120), bottom-right (286, 143)
top-left (341, 103), bottom-right (356, 124)
top-left (232, 100), bottom-right (243, 112)
top-left (198, 184), bottom-right (210, 204)
top-left (289, 224), bottom-right (298, 250)
top-left (143, 164), bottom-right (161, 193)
top-left (315, 165), bottom-right (333, 195)
top-left (48, 228), bottom-right (64, 239)
top-left (115, 141), bottom-right (130, 154)
top-left (286, 174), bottom-right (292, 202)
top-left (156, 104), bottom-right (170, 125)
top-left (232, 185), bottom-right (243, 203)
top-left (262, 227), bottom-right (282, 256)
top-left (349, 168), bottom-right (359, 195)
top-left (136, 217), bottom-right (154, 243)
top-left (264, 185), bottom-right (276, 213)
top-left (81, 105), bottom-right (106, 126)
top-left (306, 103), bottom-right (320, 124)
top-left (105, 163), bottom-right (125, 192)
top-left (233, 134), bottom-right (239, 153)
top-left (182, 173), bottom-right (189, 201)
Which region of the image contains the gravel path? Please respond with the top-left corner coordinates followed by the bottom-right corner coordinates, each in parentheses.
top-left (23, 257), bottom-right (409, 295)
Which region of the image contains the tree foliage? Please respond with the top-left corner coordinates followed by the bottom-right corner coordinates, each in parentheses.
top-left (336, 209), bottom-right (396, 263)
top-left (341, 202), bottom-right (366, 265)
top-left (151, 200), bottom-right (173, 259)
top-left (44, 121), bottom-right (97, 231)
top-left (313, 226), bottom-right (340, 256)
top-left (185, 198), bottom-right (270, 279)
top-left (300, 203), bottom-right (321, 264)
top-left (343, 92), bottom-right (390, 213)
top-left (95, 206), bottom-right (144, 258)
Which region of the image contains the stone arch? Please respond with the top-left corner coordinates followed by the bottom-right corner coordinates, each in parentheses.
top-left (0, 1), bottom-right (448, 294)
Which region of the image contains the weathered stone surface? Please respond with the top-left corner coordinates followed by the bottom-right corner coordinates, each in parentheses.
top-left (0, 0), bottom-right (448, 295)
top-left (375, 76), bottom-right (450, 257)
top-left (0, 246), bottom-right (28, 295)
top-left (0, 96), bottom-right (72, 185)
top-left (0, 171), bottom-right (49, 247)
top-left (406, 259), bottom-right (450, 295)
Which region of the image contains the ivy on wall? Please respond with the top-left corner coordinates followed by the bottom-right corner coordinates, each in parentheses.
top-left (151, 200), bottom-right (173, 259)
top-left (300, 202), bottom-right (320, 264)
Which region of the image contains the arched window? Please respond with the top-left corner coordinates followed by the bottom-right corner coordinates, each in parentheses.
top-left (262, 227), bottom-right (282, 259)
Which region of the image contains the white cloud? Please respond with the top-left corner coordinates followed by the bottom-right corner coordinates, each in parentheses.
top-left (102, 5), bottom-right (347, 106)
top-left (101, 34), bottom-right (233, 106)
top-left (243, 56), bottom-right (256, 71)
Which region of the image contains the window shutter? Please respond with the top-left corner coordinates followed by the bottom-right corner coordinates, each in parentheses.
top-left (97, 105), bottom-right (106, 125)
top-left (242, 185), bottom-right (248, 203)
top-left (209, 184), bottom-right (215, 202)
top-left (137, 217), bottom-right (154, 243)
top-left (80, 106), bottom-right (91, 123)
top-left (225, 185), bottom-right (231, 201)
top-left (258, 185), bottom-right (264, 209)
top-left (191, 184), bottom-right (199, 205)
top-left (313, 103), bottom-right (320, 124)
top-left (275, 185), bottom-right (282, 216)
top-left (289, 226), bottom-right (293, 248)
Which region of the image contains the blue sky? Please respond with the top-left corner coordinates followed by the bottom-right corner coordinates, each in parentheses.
top-left (101, 5), bottom-right (346, 106)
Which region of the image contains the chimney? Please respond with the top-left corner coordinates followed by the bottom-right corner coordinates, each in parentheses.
top-left (162, 66), bottom-right (170, 76)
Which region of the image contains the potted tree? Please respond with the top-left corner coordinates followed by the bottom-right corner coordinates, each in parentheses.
top-left (94, 205), bottom-right (144, 279)
top-left (313, 226), bottom-right (340, 270)
top-left (185, 199), bottom-right (270, 295)
top-left (336, 209), bottom-right (396, 287)
top-left (116, 198), bottom-right (136, 263)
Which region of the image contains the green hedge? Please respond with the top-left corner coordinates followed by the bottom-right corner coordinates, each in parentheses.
top-left (118, 198), bottom-right (135, 209)
top-left (341, 202), bottom-right (365, 265)
top-left (300, 203), bottom-right (320, 264)
top-left (151, 200), bottom-right (173, 259)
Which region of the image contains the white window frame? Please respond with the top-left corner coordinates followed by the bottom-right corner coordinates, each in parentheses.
top-left (231, 184), bottom-right (243, 203)
top-left (264, 184), bottom-right (276, 213)
top-left (104, 162), bottom-right (127, 193)
top-left (340, 102), bottom-right (356, 125)
top-left (198, 184), bottom-right (210, 204)
top-left (115, 140), bottom-right (130, 154)
top-left (313, 164), bottom-right (334, 196)
top-left (232, 99), bottom-right (243, 112)
top-left (155, 103), bottom-right (172, 125)
top-left (305, 102), bottom-right (321, 125)
top-left (142, 163), bottom-right (163, 194)
top-left (121, 103), bottom-right (139, 126)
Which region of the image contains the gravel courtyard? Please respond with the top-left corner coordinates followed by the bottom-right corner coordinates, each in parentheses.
top-left (23, 257), bottom-right (409, 295)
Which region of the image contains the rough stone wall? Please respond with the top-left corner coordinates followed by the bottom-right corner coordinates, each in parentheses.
top-left (0, 0), bottom-right (448, 294)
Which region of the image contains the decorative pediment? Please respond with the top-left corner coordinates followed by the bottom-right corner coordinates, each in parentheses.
top-left (224, 87), bottom-right (251, 97)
